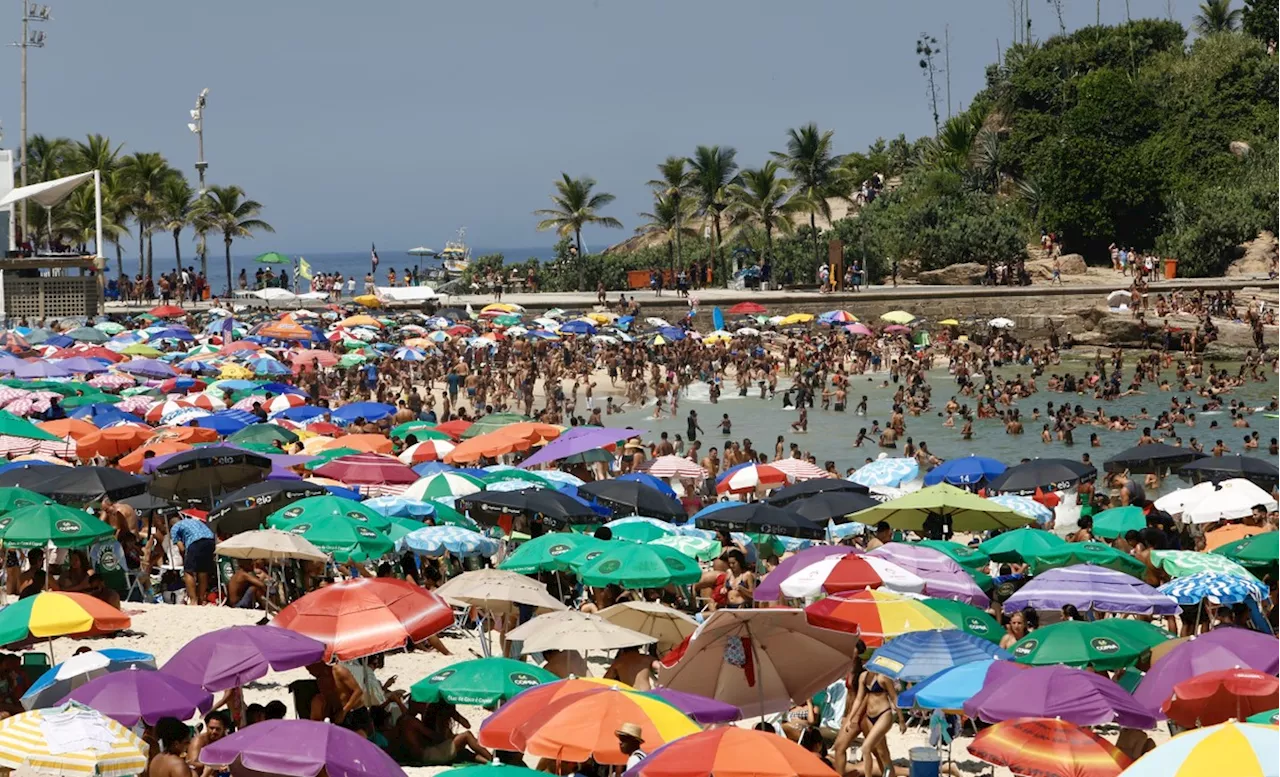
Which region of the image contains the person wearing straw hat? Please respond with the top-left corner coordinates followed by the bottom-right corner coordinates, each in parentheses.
top-left (614, 723), bottom-right (647, 769)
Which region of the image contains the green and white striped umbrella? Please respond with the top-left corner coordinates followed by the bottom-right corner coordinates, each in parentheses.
top-left (649, 534), bottom-right (720, 562)
top-left (1150, 549), bottom-right (1261, 580)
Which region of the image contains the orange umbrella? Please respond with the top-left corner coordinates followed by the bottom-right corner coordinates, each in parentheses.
top-left (76, 424), bottom-right (155, 459)
top-left (445, 431), bottom-right (533, 464)
top-left (257, 322), bottom-right (314, 341)
top-left (1205, 523), bottom-right (1258, 551)
top-left (624, 727), bottom-right (835, 777)
top-left (152, 425), bottom-right (219, 444)
top-left (219, 341), bottom-right (262, 355)
top-left (289, 349), bottom-right (339, 370)
top-left (478, 679), bottom-right (630, 751)
top-left (338, 315), bottom-right (383, 329)
top-left (118, 440), bottom-right (193, 474)
top-left (37, 419), bottom-right (99, 441)
top-left (320, 434), bottom-right (391, 455)
top-left (511, 686), bottom-right (699, 765)
top-left (967, 718), bottom-right (1131, 777)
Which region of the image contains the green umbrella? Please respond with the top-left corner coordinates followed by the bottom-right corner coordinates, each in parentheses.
top-left (120, 386), bottom-right (161, 398)
top-left (562, 448), bottom-right (613, 465)
top-left (0, 411), bottom-right (60, 442)
top-left (338, 354), bottom-right (369, 368)
top-left (60, 393), bottom-right (120, 409)
top-left (66, 327), bottom-right (109, 344)
top-left (493, 314), bottom-right (522, 327)
top-left (920, 598), bottom-right (1003, 644)
top-left (462, 413), bottom-right (531, 439)
top-left (227, 441), bottom-right (284, 456)
top-left (912, 539), bottom-right (990, 571)
top-left (391, 421), bottom-right (450, 441)
top-left (429, 501), bottom-right (480, 531)
top-left (229, 424), bottom-right (299, 447)
top-left (649, 534), bottom-right (720, 562)
top-left (410, 657), bottom-right (556, 708)
top-left (852, 484), bottom-right (1033, 533)
top-left (254, 251), bottom-right (291, 264)
top-left (1214, 531), bottom-right (1278, 570)
top-left (302, 447), bottom-right (362, 471)
top-left (0, 501), bottom-right (114, 549)
top-left (1029, 542), bottom-right (1146, 578)
top-left (448, 766), bottom-right (544, 777)
top-left (1150, 549), bottom-right (1260, 580)
top-left (412, 472), bottom-right (485, 499)
top-left (1246, 709), bottom-right (1279, 725)
top-left (1009, 619), bottom-right (1172, 670)
top-left (0, 487), bottom-right (48, 516)
top-left (120, 344), bottom-right (163, 357)
top-left (477, 470), bottom-right (554, 490)
top-left (574, 542), bottom-right (701, 588)
top-left (266, 495), bottom-right (391, 532)
top-left (93, 322), bottom-right (125, 335)
top-left (271, 514), bottom-right (393, 562)
top-left (383, 515), bottom-right (427, 543)
top-left (498, 532), bottom-right (608, 574)
top-left (605, 520), bottom-right (676, 544)
top-left (978, 527), bottom-right (1065, 563)
top-left (1092, 506), bottom-right (1147, 540)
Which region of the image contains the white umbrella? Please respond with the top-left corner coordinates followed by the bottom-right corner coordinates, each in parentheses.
top-left (777, 554), bottom-right (926, 598)
top-left (1107, 289), bottom-right (1132, 306)
top-left (735, 327), bottom-right (760, 336)
top-left (598, 601), bottom-right (697, 651)
top-left (988, 317), bottom-right (1016, 329)
top-left (434, 569), bottom-right (566, 616)
top-left (507, 610), bottom-right (655, 654)
top-left (215, 529), bottom-right (328, 563)
top-left (408, 246), bottom-right (436, 256)
top-left (1181, 479), bottom-right (1278, 524)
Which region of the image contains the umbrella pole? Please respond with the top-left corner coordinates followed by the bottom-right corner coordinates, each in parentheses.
top-left (46, 636), bottom-right (54, 664)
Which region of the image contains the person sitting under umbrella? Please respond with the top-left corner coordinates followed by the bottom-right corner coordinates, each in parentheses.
top-left (227, 559), bottom-right (276, 614)
top-left (615, 722), bottom-right (647, 770)
top-left (52, 549), bottom-right (121, 609)
top-left (410, 700), bottom-right (493, 766)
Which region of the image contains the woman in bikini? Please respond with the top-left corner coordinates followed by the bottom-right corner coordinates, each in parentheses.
top-left (848, 669), bottom-right (904, 777)
top-left (720, 550), bottom-right (755, 609)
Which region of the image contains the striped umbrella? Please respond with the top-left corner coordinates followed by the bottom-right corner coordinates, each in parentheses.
top-left (0, 702), bottom-right (147, 777)
top-left (1159, 571), bottom-right (1269, 605)
top-left (968, 718), bottom-right (1131, 777)
top-left (398, 440), bottom-right (457, 464)
top-left (988, 493), bottom-right (1054, 523)
top-left (851, 457), bottom-right (919, 487)
top-left (1151, 550), bottom-right (1260, 579)
top-left (768, 458), bottom-right (832, 482)
top-left (805, 589), bottom-right (955, 647)
top-left (512, 686), bottom-right (700, 765)
top-left (402, 471), bottom-right (485, 500)
top-left (776, 552), bottom-right (926, 598)
top-left (866, 629), bottom-right (1009, 681)
top-left (716, 463), bottom-right (789, 495)
top-left (1117, 722), bottom-right (1276, 777)
top-left (396, 526), bottom-right (499, 558)
top-left (640, 455), bottom-right (705, 480)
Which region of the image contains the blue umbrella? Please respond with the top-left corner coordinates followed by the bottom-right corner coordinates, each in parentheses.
top-left (398, 526), bottom-right (499, 557)
top-left (274, 406), bottom-right (326, 423)
top-left (393, 347), bottom-right (426, 362)
top-left (12, 360), bottom-right (74, 379)
top-left (867, 630), bottom-right (1009, 682)
top-left (413, 461), bottom-right (457, 477)
top-left (924, 456), bottom-right (1006, 487)
top-left (42, 335), bottom-right (74, 348)
top-left (1158, 571), bottom-right (1268, 605)
top-left (0, 460), bottom-right (57, 476)
top-left (988, 494), bottom-right (1054, 524)
top-left (69, 404), bottom-right (144, 427)
top-left (851, 457), bottom-right (919, 488)
top-left (323, 484), bottom-right (364, 500)
top-left (656, 326), bottom-right (686, 341)
top-left (256, 381), bottom-right (307, 396)
top-left (147, 328), bottom-right (194, 342)
top-left (616, 472), bottom-right (678, 498)
top-left (557, 320), bottom-right (596, 335)
top-left (331, 402), bottom-right (395, 425)
top-left (21, 648), bottom-right (156, 710)
top-left (363, 495), bottom-right (438, 518)
top-left (214, 379), bottom-right (257, 391)
top-left (897, 658), bottom-right (1000, 710)
top-left (246, 357), bottom-right (291, 376)
top-left (193, 409), bottom-right (259, 435)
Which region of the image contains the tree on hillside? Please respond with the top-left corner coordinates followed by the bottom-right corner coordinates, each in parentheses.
top-left (727, 161), bottom-right (799, 270)
top-left (648, 157), bottom-right (691, 272)
top-left (1241, 0), bottom-right (1278, 39)
top-left (1193, 0), bottom-right (1243, 33)
top-left (772, 124), bottom-right (840, 273)
top-left (534, 174), bottom-right (623, 290)
top-left (687, 145), bottom-right (740, 278)
top-left (204, 185), bottom-right (273, 296)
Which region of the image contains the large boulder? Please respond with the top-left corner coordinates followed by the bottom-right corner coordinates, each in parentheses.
top-left (917, 262), bottom-right (985, 285)
top-left (1027, 253), bottom-right (1087, 279)
top-left (1226, 232), bottom-right (1277, 277)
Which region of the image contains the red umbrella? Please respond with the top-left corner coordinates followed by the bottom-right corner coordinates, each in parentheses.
top-left (728, 302), bottom-right (767, 315)
top-left (149, 305), bottom-right (186, 319)
top-left (1162, 668), bottom-right (1280, 727)
top-left (306, 422), bottom-right (345, 437)
top-left (273, 577), bottom-right (453, 661)
top-left (446, 325), bottom-right (474, 337)
top-left (967, 718), bottom-right (1131, 777)
top-left (160, 377), bottom-right (206, 394)
top-left (624, 726), bottom-right (835, 777)
top-left (314, 453), bottom-right (418, 486)
top-left (433, 419), bottom-right (473, 439)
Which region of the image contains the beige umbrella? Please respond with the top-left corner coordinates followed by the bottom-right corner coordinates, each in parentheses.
top-left (215, 529), bottom-right (327, 563)
top-left (598, 601), bottom-right (697, 651)
top-left (657, 608), bottom-right (860, 717)
top-left (507, 610), bottom-right (655, 654)
top-left (434, 569), bottom-right (566, 616)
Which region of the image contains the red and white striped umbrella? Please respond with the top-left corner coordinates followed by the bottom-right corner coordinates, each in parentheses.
top-left (776, 553), bottom-right (927, 599)
top-left (398, 440), bottom-right (457, 465)
top-left (187, 393), bottom-right (226, 411)
top-left (2, 397), bottom-right (34, 416)
top-left (267, 394), bottom-right (307, 414)
top-left (770, 459), bottom-right (832, 482)
top-left (145, 400), bottom-right (193, 424)
top-left (641, 455), bottom-right (706, 480)
top-left (232, 395), bottom-right (269, 412)
top-left (88, 374), bottom-right (135, 390)
top-left (114, 396), bottom-right (153, 415)
top-left (0, 388), bottom-right (28, 406)
top-left (716, 463), bottom-right (789, 495)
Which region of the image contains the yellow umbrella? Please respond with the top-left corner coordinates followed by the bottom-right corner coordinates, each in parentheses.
top-left (481, 303), bottom-right (518, 313)
top-left (0, 702), bottom-right (148, 777)
top-left (218, 364), bottom-right (253, 380)
top-left (353, 294), bottom-right (382, 308)
top-left (938, 319), bottom-right (960, 326)
top-left (651, 335), bottom-right (668, 346)
top-left (339, 314), bottom-right (383, 328)
top-left (880, 310), bottom-right (916, 324)
top-left (781, 313), bottom-right (814, 325)
top-left (585, 312), bottom-right (615, 324)
top-left (301, 436), bottom-right (338, 455)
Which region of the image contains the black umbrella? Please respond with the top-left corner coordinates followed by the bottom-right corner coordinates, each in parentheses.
top-left (987, 458), bottom-right (1096, 495)
top-left (763, 478), bottom-right (868, 506)
top-left (694, 503), bottom-right (825, 540)
top-left (786, 491), bottom-right (880, 524)
top-left (149, 446), bottom-right (272, 506)
top-left (119, 492), bottom-right (180, 517)
top-left (207, 480), bottom-right (329, 536)
top-left (0, 465), bottom-right (62, 491)
top-left (1104, 443), bottom-right (1206, 474)
top-left (577, 480), bottom-right (685, 521)
top-left (31, 466), bottom-right (146, 504)
top-left (1179, 455), bottom-right (1279, 490)
top-left (457, 487), bottom-right (598, 529)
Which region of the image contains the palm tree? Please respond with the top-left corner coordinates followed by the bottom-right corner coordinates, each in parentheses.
top-left (533, 174), bottom-right (623, 290)
top-left (1193, 0), bottom-right (1242, 33)
top-left (686, 145), bottom-right (739, 277)
top-left (648, 157), bottom-right (691, 272)
top-left (635, 194), bottom-right (696, 274)
top-left (727, 161), bottom-right (799, 270)
top-left (159, 177), bottom-right (200, 278)
top-left (102, 170), bottom-right (133, 278)
top-left (55, 185), bottom-right (125, 256)
top-left (772, 123), bottom-right (840, 271)
top-left (71, 134), bottom-right (123, 176)
top-left (121, 152), bottom-right (178, 278)
top-left (25, 135), bottom-right (72, 247)
top-left (204, 185), bottom-right (274, 296)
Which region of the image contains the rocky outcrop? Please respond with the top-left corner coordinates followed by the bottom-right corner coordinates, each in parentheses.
top-left (917, 262), bottom-right (985, 285)
top-left (1027, 253), bottom-right (1087, 279)
top-left (1226, 231), bottom-right (1277, 277)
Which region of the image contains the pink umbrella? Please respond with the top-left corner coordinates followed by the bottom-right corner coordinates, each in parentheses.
top-left (114, 396), bottom-right (153, 415)
top-left (641, 455), bottom-right (705, 480)
top-left (2, 397), bottom-right (34, 416)
top-left (0, 388), bottom-right (28, 405)
top-left (844, 323), bottom-right (873, 336)
top-left (314, 453), bottom-right (418, 486)
top-left (884, 325), bottom-right (911, 334)
top-left (88, 374), bottom-right (135, 390)
top-left (770, 459), bottom-right (831, 482)
top-left (867, 542), bottom-right (991, 607)
top-left (232, 395), bottom-right (268, 412)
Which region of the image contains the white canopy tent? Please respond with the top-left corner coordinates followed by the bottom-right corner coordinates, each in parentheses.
top-left (0, 170), bottom-right (103, 258)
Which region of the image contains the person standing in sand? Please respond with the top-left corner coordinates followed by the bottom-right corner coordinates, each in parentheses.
top-left (604, 645), bottom-right (656, 690)
top-left (307, 661), bottom-right (366, 728)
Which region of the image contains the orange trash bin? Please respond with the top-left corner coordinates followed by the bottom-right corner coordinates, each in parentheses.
top-left (1163, 258), bottom-right (1177, 280)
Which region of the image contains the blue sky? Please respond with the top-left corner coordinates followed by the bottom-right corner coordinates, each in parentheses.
top-left (3, 1), bottom-right (1200, 255)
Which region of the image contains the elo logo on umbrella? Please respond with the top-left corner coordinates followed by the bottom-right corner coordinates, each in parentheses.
top-left (510, 672), bottom-right (541, 688)
top-left (1090, 637), bottom-right (1120, 654)
top-left (596, 560), bottom-right (622, 574)
top-left (55, 520), bottom-right (81, 534)
top-left (548, 544), bottom-right (571, 556)
top-left (1013, 638), bottom-right (1038, 657)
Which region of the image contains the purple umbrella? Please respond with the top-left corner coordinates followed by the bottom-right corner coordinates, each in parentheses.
top-left (162, 625), bottom-right (327, 692)
top-left (867, 543), bottom-right (990, 607)
top-left (518, 426), bottom-right (647, 469)
top-left (754, 545), bottom-right (862, 602)
top-left (962, 662), bottom-right (1158, 728)
top-left (12, 360), bottom-right (73, 379)
top-left (63, 665), bottom-right (213, 726)
top-left (54, 357), bottom-right (111, 374)
top-left (1002, 563), bottom-right (1179, 615)
top-left (646, 688), bottom-right (741, 724)
top-left (199, 719), bottom-right (405, 777)
top-left (117, 358), bottom-right (178, 378)
top-left (1133, 627), bottom-right (1280, 714)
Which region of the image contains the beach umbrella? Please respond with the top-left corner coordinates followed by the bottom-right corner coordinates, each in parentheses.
top-left (1245, 709), bottom-right (1279, 724)
top-left (920, 598), bottom-right (1003, 643)
top-left (1134, 627), bottom-right (1280, 712)
top-left (773, 551), bottom-right (926, 598)
top-left (512, 686), bottom-right (699, 765)
top-left (597, 601), bottom-right (697, 652)
top-left (968, 718), bottom-right (1131, 777)
top-left (643, 688), bottom-right (740, 725)
top-left (763, 478), bottom-right (865, 506)
top-left (603, 516), bottom-right (677, 543)
top-left (1105, 443), bottom-right (1206, 475)
top-left (1179, 454), bottom-right (1279, 490)
top-left (1092, 505), bottom-right (1148, 539)
top-left (397, 525), bottom-right (499, 557)
top-left (1181, 479), bottom-right (1278, 524)
top-left (867, 542), bottom-right (990, 606)
top-left (979, 527), bottom-right (1065, 562)
top-left (754, 545), bottom-right (861, 602)
top-left (0, 485), bottom-right (54, 516)
top-left (29, 466), bottom-right (146, 505)
top-left (785, 491), bottom-right (878, 524)
top-left (898, 658), bottom-right (997, 711)
top-left (207, 480), bottom-right (329, 536)
top-left (398, 439), bottom-right (457, 464)
top-left (497, 533), bottom-right (608, 574)
top-left (0, 702), bottom-right (148, 777)
top-left (479, 678), bottom-right (634, 750)
top-left (0, 591), bottom-right (129, 647)
top-left (1162, 668), bottom-right (1279, 728)
top-left (579, 480), bottom-right (685, 521)
top-left (411, 657), bottom-right (557, 708)
top-left (228, 422), bottom-right (298, 447)
top-left (434, 568), bottom-right (566, 616)
top-left (149, 446), bottom-right (271, 503)
top-left (716, 463), bottom-right (789, 495)
top-left (804, 589), bottom-right (956, 647)
top-left (649, 534), bottom-right (718, 561)
top-left (478, 468), bottom-right (557, 490)
top-left (623, 727), bottom-right (831, 777)
top-left (214, 529), bottom-right (327, 563)
top-left (314, 452), bottom-right (417, 487)
top-left (329, 401), bottom-right (396, 425)
top-left (254, 251), bottom-right (291, 264)
top-left (574, 542), bottom-right (702, 588)
top-left (963, 662), bottom-right (1159, 727)
top-left (0, 501), bottom-right (113, 549)
top-left (924, 455), bottom-right (1006, 486)
top-left (851, 457), bottom-right (919, 488)
top-left (1030, 541), bottom-right (1147, 578)
top-left (866, 629), bottom-right (1009, 682)
top-left (20, 649), bottom-right (155, 711)
top-left (1010, 619), bottom-right (1172, 669)
top-left (506, 610), bottom-right (656, 654)
top-left (988, 458), bottom-right (1096, 495)
top-left (199, 718), bottom-right (403, 777)
top-left (856, 483), bottom-right (1033, 533)
top-left (458, 488), bottom-right (600, 529)
top-left (1151, 549), bottom-right (1259, 579)
top-left (693, 502), bottom-right (824, 539)
top-left (270, 514), bottom-right (393, 562)
top-left (1118, 722), bottom-right (1277, 777)
top-left (1159, 571), bottom-right (1269, 606)
top-left (273, 577), bottom-right (453, 661)
top-left (639, 454), bottom-right (705, 480)
top-left (880, 310), bottom-right (915, 324)
top-left (402, 471), bottom-right (485, 500)
top-left (64, 665), bottom-right (212, 727)
top-left (658, 609), bottom-right (861, 717)
top-left (1005, 564), bottom-right (1179, 615)
top-left (162, 624), bottom-right (325, 692)
top-left (911, 539), bottom-right (990, 570)
top-left (1213, 531), bottom-right (1278, 570)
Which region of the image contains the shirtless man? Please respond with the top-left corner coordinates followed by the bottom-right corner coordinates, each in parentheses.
top-left (227, 560), bottom-right (273, 612)
top-left (542, 649), bottom-right (589, 679)
top-left (604, 646), bottom-right (656, 690)
top-left (307, 661), bottom-right (366, 728)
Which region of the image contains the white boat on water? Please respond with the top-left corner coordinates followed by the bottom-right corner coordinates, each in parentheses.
top-left (439, 228), bottom-right (471, 274)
